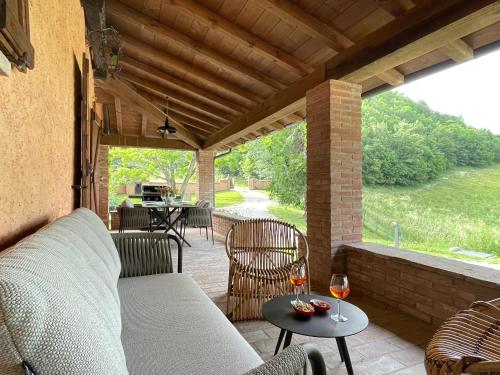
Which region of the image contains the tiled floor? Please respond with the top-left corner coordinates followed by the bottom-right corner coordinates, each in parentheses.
top-left (173, 228), bottom-right (435, 374)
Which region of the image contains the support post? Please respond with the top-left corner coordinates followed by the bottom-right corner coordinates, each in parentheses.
top-left (195, 150), bottom-right (215, 207)
top-left (306, 80), bottom-right (362, 291)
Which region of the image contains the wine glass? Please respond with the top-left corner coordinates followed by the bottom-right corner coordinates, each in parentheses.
top-left (330, 274), bottom-right (350, 322)
top-left (290, 263), bottom-right (307, 304)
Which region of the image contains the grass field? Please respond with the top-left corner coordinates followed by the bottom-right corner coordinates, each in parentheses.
top-left (269, 165), bottom-right (500, 263)
top-left (215, 190), bottom-right (244, 208)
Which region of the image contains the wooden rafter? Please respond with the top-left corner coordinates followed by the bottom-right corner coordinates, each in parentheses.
top-left (114, 96), bottom-right (122, 134)
top-left (107, 0), bottom-right (285, 91)
top-left (166, 0), bottom-right (311, 76)
top-left (203, 0), bottom-right (500, 150)
top-left (101, 134), bottom-right (196, 150)
top-left (96, 77), bottom-right (202, 149)
top-left (439, 38), bottom-right (474, 62)
top-left (121, 56), bottom-right (248, 115)
top-left (260, 0), bottom-right (404, 87)
top-left (377, 68), bottom-right (405, 86)
top-left (121, 36), bottom-right (261, 106)
top-left (120, 71), bottom-right (234, 123)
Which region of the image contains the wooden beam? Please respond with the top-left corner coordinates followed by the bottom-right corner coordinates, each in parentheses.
top-left (167, 111), bottom-right (219, 134)
top-left (96, 77), bottom-right (202, 149)
top-left (101, 134), bottom-right (196, 150)
top-left (121, 71), bottom-right (233, 123)
top-left (121, 56), bottom-right (247, 115)
top-left (203, 69), bottom-right (325, 149)
top-left (259, 0), bottom-right (405, 91)
top-left (439, 38), bottom-right (474, 62)
top-left (107, 0), bottom-right (285, 91)
top-left (114, 96), bottom-right (122, 134)
top-left (330, 1), bottom-right (500, 83)
top-left (141, 114), bottom-right (147, 137)
top-left (377, 68), bottom-right (405, 86)
top-left (166, 0), bottom-right (311, 76)
top-left (204, 0), bottom-right (499, 150)
top-left (259, 0), bottom-right (350, 51)
top-left (121, 35), bottom-right (261, 106)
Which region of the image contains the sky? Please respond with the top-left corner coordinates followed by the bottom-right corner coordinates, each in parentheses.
top-left (395, 49), bottom-right (500, 135)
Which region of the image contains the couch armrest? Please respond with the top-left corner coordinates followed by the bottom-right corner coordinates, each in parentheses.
top-left (244, 344), bottom-right (326, 375)
top-left (112, 233), bottom-right (182, 278)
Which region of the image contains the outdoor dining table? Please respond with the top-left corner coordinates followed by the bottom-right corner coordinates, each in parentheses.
top-left (141, 201), bottom-right (196, 247)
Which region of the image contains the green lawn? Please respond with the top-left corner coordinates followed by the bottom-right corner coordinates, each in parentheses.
top-left (269, 165), bottom-right (500, 263)
top-left (215, 190), bottom-right (244, 208)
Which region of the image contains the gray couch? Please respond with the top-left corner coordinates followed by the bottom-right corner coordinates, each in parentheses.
top-left (0, 208), bottom-right (325, 374)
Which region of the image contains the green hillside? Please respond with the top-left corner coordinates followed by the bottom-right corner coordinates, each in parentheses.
top-left (270, 164), bottom-right (500, 263)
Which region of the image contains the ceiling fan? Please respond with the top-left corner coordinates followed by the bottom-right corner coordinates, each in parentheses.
top-left (157, 97), bottom-right (176, 137)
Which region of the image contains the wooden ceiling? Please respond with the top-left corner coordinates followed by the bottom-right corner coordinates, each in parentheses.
top-left (94, 0), bottom-right (500, 151)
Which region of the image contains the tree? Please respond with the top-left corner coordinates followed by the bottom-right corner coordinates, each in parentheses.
top-left (109, 147), bottom-right (197, 206)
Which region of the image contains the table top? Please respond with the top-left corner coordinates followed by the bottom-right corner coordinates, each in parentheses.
top-left (262, 294), bottom-right (369, 338)
top-left (140, 202), bottom-right (196, 209)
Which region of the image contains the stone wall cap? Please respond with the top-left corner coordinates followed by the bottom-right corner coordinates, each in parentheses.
top-left (345, 242), bottom-right (500, 288)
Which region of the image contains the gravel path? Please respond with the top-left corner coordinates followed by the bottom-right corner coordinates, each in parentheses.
top-left (222, 187), bottom-right (275, 219)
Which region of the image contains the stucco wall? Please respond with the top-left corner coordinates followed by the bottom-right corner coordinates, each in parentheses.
top-left (0, 0), bottom-right (90, 249)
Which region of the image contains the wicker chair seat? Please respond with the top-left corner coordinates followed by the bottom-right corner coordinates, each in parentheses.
top-left (425, 299), bottom-right (500, 375)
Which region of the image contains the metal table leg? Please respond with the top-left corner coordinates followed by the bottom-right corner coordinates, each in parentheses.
top-left (274, 329), bottom-right (286, 355)
top-left (337, 337), bottom-right (353, 375)
top-left (283, 330), bottom-right (293, 349)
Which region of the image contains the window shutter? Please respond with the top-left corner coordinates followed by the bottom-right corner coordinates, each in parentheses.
top-left (0, 0), bottom-right (34, 71)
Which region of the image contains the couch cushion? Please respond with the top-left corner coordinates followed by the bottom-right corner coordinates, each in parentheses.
top-left (118, 274), bottom-right (263, 375)
top-left (0, 208), bottom-right (128, 374)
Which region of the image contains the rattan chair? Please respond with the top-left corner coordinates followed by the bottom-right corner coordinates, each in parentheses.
top-left (117, 207), bottom-right (151, 232)
top-left (425, 298), bottom-right (500, 375)
top-left (225, 219), bottom-right (310, 321)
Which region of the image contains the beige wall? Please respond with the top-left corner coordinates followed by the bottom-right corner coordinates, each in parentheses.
top-left (0, 0), bottom-right (90, 249)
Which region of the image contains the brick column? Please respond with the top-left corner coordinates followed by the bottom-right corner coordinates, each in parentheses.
top-left (195, 150), bottom-right (215, 207)
top-left (306, 80), bottom-right (362, 291)
top-left (96, 145), bottom-right (109, 227)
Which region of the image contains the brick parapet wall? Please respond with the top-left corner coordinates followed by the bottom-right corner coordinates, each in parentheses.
top-left (212, 211), bottom-right (245, 239)
top-left (306, 80), bottom-right (362, 291)
top-left (345, 242), bottom-right (500, 326)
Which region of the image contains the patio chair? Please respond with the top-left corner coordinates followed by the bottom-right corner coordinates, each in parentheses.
top-left (117, 206), bottom-right (151, 232)
top-left (180, 200), bottom-right (214, 244)
top-left (425, 298), bottom-right (500, 375)
top-left (225, 218), bottom-right (310, 321)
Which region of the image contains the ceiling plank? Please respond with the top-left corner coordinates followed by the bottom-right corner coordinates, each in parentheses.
top-left (121, 36), bottom-right (262, 106)
top-left (96, 77), bottom-right (202, 149)
top-left (203, 0), bottom-right (499, 150)
top-left (141, 114), bottom-right (147, 137)
top-left (121, 71), bottom-right (233, 123)
top-left (332, 1), bottom-right (500, 83)
top-left (259, 0), bottom-right (405, 91)
top-left (259, 0), bottom-right (351, 51)
top-left (114, 96), bottom-right (123, 135)
top-left (101, 134), bottom-right (196, 150)
top-left (377, 68), bottom-right (405, 86)
top-left (121, 56), bottom-right (247, 115)
top-left (166, 0), bottom-right (311, 76)
top-left (439, 38), bottom-right (474, 62)
top-left (107, 0), bottom-right (286, 91)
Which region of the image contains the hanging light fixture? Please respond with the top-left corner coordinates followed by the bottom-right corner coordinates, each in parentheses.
top-left (157, 97), bottom-right (177, 137)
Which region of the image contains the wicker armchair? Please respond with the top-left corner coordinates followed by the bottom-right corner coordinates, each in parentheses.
top-left (117, 207), bottom-right (151, 232)
top-left (425, 298), bottom-right (500, 375)
top-left (112, 232), bottom-right (182, 277)
top-left (225, 219), bottom-right (310, 321)
top-left (181, 201), bottom-right (214, 244)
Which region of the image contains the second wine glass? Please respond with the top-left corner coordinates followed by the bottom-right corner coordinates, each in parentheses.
top-left (330, 274), bottom-right (350, 322)
top-left (290, 263), bottom-right (307, 304)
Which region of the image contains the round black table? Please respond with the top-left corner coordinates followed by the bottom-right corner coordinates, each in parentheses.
top-left (262, 294), bottom-right (369, 375)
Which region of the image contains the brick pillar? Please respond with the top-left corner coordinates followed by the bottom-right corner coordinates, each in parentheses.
top-left (97, 145), bottom-right (109, 227)
top-left (195, 150), bottom-right (215, 207)
top-left (306, 80), bottom-right (362, 291)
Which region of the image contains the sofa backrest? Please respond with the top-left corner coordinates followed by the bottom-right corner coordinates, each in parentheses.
top-left (0, 208), bottom-right (128, 374)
